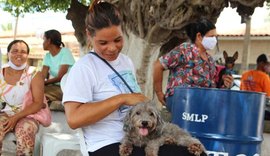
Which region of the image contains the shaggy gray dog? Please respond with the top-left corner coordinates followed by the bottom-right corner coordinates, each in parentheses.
top-left (119, 101), bottom-right (205, 156)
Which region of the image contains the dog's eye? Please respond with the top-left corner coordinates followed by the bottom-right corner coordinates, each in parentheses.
top-left (136, 111), bottom-right (140, 115)
top-left (149, 112), bottom-right (154, 116)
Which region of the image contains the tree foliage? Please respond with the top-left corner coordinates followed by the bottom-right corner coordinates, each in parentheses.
top-left (267, 0), bottom-right (270, 9)
top-left (0, 0), bottom-right (90, 16)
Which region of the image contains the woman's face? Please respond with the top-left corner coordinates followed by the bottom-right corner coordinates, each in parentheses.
top-left (89, 25), bottom-right (124, 61)
top-left (196, 29), bottom-right (217, 50)
top-left (8, 42), bottom-right (28, 66)
top-left (43, 36), bottom-right (50, 50)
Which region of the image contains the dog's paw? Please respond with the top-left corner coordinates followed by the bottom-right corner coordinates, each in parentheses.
top-left (187, 143), bottom-right (205, 156)
top-left (119, 144), bottom-right (133, 156)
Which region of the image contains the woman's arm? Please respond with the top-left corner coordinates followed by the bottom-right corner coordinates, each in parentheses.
top-left (64, 93), bottom-right (147, 129)
top-left (45, 64), bottom-right (69, 85)
top-left (18, 71), bottom-right (44, 117)
top-left (153, 60), bottom-right (166, 105)
top-left (41, 65), bottom-right (49, 80)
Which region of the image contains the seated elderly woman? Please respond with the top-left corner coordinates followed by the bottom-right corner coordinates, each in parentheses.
top-left (0, 40), bottom-right (49, 155)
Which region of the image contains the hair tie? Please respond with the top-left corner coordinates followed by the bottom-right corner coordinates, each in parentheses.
top-left (89, 0), bottom-right (100, 12)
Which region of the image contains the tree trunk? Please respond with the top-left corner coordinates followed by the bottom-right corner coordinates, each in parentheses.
top-left (66, 0), bottom-right (266, 99)
top-left (240, 16), bottom-right (251, 74)
top-left (122, 31), bottom-right (161, 98)
top-left (14, 16), bottom-right (19, 40)
top-left (66, 0), bottom-right (88, 55)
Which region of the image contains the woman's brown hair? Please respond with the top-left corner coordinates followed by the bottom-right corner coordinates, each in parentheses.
top-left (85, 1), bottom-right (121, 37)
top-left (44, 29), bottom-right (65, 47)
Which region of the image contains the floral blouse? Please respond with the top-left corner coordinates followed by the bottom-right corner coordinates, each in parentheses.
top-left (159, 42), bottom-right (217, 97)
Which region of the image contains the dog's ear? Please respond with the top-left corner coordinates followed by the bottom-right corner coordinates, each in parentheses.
top-left (149, 101), bottom-right (165, 131)
top-left (123, 108), bottom-right (133, 132)
top-left (233, 51), bottom-right (238, 61)
top-left (223, 50), bottom-right (228, 60)
top-left (156, 109), bottom-right (164, 127)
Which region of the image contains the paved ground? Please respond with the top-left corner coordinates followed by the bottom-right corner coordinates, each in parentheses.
top-left (262, 133), bottom-right (270, 156)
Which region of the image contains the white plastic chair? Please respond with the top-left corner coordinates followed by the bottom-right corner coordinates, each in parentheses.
top-left (40, 132), bottom-right (80, 156)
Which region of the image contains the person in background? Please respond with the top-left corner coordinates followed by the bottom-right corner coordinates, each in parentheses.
top-left (240, 53), bottom-right (270, 120)
top-left (153, 18), bottom-right (234, 108)
top-left (41, 29), bottom-right (75, 103)
top-left (0, 40), bottom-right (44, 155)
top-left (63, 1), bottom-right (204, 156)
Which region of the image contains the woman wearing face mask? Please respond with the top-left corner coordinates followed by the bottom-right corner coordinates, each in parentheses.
top-left (0, 40), bottom-right (44, 155)
top-left (153, 18), bottom-right (234, 107)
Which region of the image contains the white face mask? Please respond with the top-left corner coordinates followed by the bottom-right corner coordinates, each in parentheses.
top-left (202, 36), bottom-right (217, 50)
top-left (8, 60), bottom-right (27, 70)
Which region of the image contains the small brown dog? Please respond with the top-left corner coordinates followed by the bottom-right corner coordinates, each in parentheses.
top-left (119, 101), bottom-right (205, 156)
top-left (217, 51), bottom-right (238, 88)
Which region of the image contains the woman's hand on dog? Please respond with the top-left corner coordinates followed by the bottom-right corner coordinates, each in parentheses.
top-left (222, 74), bottom-right (234, 89)
top-left (121, 93), bottom-right (149, 106)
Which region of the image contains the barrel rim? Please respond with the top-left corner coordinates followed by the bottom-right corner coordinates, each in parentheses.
top-left (174, 87), bottom-right (266, 96)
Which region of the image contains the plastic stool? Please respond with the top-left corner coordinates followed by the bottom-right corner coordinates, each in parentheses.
top-left (40, 133), bottom-right (80, 156)
top-left (4, 132), bottom-right (16, 141)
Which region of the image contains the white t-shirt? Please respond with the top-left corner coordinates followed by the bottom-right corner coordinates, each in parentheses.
top-left (62, 53), bottom-right (141, 152)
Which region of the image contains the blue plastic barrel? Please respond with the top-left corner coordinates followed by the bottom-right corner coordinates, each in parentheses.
top-left (169, 87), bottom-right (266, 156)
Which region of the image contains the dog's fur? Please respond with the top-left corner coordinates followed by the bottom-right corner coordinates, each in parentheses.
top-left (119, 101), bottom-right (205, 156)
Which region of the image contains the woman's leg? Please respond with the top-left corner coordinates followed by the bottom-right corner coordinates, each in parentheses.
top-left (133, 144), bottom-right (206, 156)
top-left (158, 144), bottom-right (207, 156)
top-left (15, 117), bottom-right (39, 156)
top-left (45, 85), bottom-right (63, 102)
top-left (88, 143), bottom-right (145, 156)
top-left (88, 143), bottom-right (121, 156)
top-left (88, 143), bottom-right (206, 156)
top-left (0, 114), bottom-right (9, 154)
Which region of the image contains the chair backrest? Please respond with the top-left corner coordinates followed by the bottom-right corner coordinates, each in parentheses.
top-left (60, 73), bottom-right (88, 156)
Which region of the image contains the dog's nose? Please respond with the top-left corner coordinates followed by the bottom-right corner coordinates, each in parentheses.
top-left (142, 121), bottom-right (148, 127)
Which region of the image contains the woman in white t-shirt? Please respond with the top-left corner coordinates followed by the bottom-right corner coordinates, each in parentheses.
top-left (63, 1), bottom-right (205, 156)
top-left (41, 29), bottom-right (75, 103)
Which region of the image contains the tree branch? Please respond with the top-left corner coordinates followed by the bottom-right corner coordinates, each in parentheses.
top-left (137, 0), bottom-right (145, 38)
